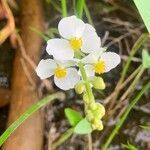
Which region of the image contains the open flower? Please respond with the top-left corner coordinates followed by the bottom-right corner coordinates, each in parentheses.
top-left (46, 16), bottom-right (101, 61)
top-left (82, 50), bottom-right (121, 77)
top-left (36, 59), bottom-right (80, 90)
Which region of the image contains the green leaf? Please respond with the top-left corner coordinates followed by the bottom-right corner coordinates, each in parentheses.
top-left (122, 142), bottom-right (138, 150)
top-left (76, 0), bottom-right (85, 18)
top-left (0, 92), bottom-right (64, 146)
top-left (142, 49), bottom-right (150, 69)
top-left (133, 0), bottom-right (150, 33)
top-left (65, 108), bottom-right (83, 127)
top-left (140, 125), bottom-right (150, 130)
top-left (74, 118), bottom-right (92, 134)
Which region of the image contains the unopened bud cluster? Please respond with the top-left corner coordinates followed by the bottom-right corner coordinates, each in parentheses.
top-left (75, 77), bottom-right (106, 131)
top-left (83, 93), bottom-right (105, 130)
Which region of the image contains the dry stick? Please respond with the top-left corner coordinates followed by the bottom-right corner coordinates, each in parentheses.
top-left (0, 88), bottom-right (11, 107)
top-left (15, 33), bottom-right (52, 92)
top-left (88, 134), bottom-right (93, 150)
top-left (107, 66), bottom-right (144, 121)
top-left (3, 0), bottom-right (45, 149)
top-left (102, 82), bottom-right (150, 150)
top-left (120, 67), bottom-right (145, 101)
top-left (0, 0), bottom-right (15, 45)
top-left (104, 65), bottom-right (141, 104)
top-left (107, 34), bottom-right (150, 110)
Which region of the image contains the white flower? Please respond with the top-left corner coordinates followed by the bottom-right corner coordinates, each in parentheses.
top-left (82, 50), bottom-right (121, 77)
top-left (36, 59), bottom-right (80, 90)
top-left (46, 16), bottom-right (101, 61)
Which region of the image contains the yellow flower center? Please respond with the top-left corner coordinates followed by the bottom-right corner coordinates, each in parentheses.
top-left (54, 67), bottom-right (67, 78)
top-left (69, 37), bottom-right (82, 51)
top-left (94, 60), bottom-right (105, 74)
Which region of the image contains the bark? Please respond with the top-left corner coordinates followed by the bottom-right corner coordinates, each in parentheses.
top-left (3, 0), bottom-right (44, 150)
top-left (0, 88), bottom-right (10, 107)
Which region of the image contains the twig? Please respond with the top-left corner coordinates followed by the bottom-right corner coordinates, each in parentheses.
top-left (88, 134), bottom-right (93, 150)
top-left (104, 65), bottom-right (141, 104)
top-left (14, 33), bottom-right (52, 92)
top-left (102, 82), bottom-right (150, 150)
top-left (0, 0), bottom-right (15, 44)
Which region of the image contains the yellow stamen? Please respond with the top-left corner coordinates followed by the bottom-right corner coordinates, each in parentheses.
top-left (54, 67), bottom-right (67, 78)
top-left (94, 60), bottom-right (105, 74)
top-left (69, 37), bottom-right (82, 51)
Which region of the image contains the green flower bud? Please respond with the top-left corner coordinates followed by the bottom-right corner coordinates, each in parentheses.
top-left (92, 77), bottom-right (105, 90)
top-left (95, 103), bottom-right (105, 119)
top-left (86, 110), bottom-right (94, 122)
top-left (83, 93), bottom-right (90, 104)
top-left (75, 82), bottom-right (85, 94)
top-left (92, 119), bottom-right (103, 131)
top-left (89, 103), bottom-right (105, 119)
top-left (89, 102), bottom-right (97, 111)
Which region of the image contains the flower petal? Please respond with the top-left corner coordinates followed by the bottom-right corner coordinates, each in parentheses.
top-left (100, 52), bottom-right (121, 72)
top-left (81, 24), bottom-right (101, 53)
top-left (36, 59), bottom-right (56, 79)
top-left (58, 15), bottom-right (85, 39)
top-left (55, 59), bottom-right (77, 68)
top-left (54, 68), bottom-right (80, 90)
top-left (82, 49), bottom-right (105, 64)
top-left (46, 38), bottom-right (74, 60)
top-left (84, 65), bottom-right (95, 77)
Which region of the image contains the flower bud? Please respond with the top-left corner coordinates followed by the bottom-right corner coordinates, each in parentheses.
top-left (92, 77), bottom-right (105, 90)
top-left (89, 102), bottom-right (97, 111)
top-left (86, 110), bottom-right (94, 122)
top-left (83, 93), bottom-right (90, 104)
top-left (75, 82), bottom-right (85, 94)
top-left (92, 119), bottom-right (103, 131)
top-left (95, 103), bottom-right (105, 119)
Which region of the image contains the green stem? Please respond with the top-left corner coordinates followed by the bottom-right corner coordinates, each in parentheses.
top-left (76, 0), bottom-right (85, 18)
top-left (61, 0), bottom-right (67, 17)
top-left (84, 2), bottom-right (94, 26)
top-left (78, 62), bottom-right (94, 101)
top-left (0, 92), bottom-right (64, 146)
top-left (52, 128), bottom-right (74, 150)
top-left (102, 82), bottom-right (150, 150)
top-left (120, 34), bottom-right (150, 83)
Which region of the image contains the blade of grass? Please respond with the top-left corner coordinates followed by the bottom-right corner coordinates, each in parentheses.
top-left (109, 34), bottom-right (150, 107)
top-left (133, 0), bottom-right (150, 33)
top-left (52, 128), bottom-right (74, 150)
top-left (0, 92), bottom-right (64, 146)
top-left (61, 0), bottom-right (67, 17)
top-left (76, 0), bottom-right (85, 18)
top-left (102, 82), bottom-right (150, 150)
top-left (84, 2), bottom-right (94, 26)
top-left (120, 34), bottom-right (150, 83)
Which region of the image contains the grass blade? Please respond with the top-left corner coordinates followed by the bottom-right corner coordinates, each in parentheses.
top-left (76, 0), bottom-right (85, 18)
top-left (0, 92), bottom-right (64, 146)
top-left (102, 82), bottom-right (150, 150)
top-left (133, 0), bottom-right (150, 33)
top-left (61, 0), bottom-right (67, 17)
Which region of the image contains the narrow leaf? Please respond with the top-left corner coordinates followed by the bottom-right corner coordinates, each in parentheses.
top-left (142, 49), bottom-right (150, 69)
top-left (74, 118), bottom-right (92, 134)
top-left (140, 125), bottom-right (150, 130)
top-left (65, 108), bottom-right (83, 127)
top-left (133, 0), bottom-right (150, 33)
top-left (0, 92), bottom-right (64, 146)
top-left (122, 142), bottom-right (138, 150)
top-left (76, 0), bottom-right (85, 18)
